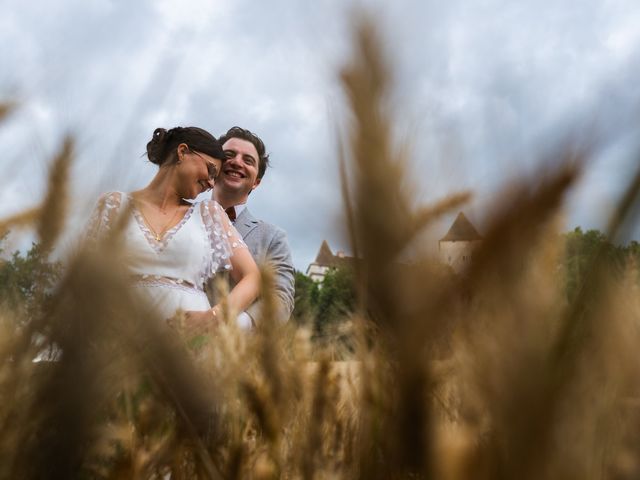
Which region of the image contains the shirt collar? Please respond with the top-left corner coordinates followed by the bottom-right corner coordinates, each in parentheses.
top-left (231, 203), bottom-right (247, 220)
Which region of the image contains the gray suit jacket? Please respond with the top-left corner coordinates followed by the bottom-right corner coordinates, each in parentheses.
top-left (232, 207), bottom-right (295, 324)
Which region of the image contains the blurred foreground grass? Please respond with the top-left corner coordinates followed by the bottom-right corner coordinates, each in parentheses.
top-left (2, 15), bottom-right (640, 480)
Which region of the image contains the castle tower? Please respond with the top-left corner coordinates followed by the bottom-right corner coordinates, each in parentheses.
top-left (439, 212), bottom-right (482, 273)
top-left (306, 240), bottom-right (336, 282)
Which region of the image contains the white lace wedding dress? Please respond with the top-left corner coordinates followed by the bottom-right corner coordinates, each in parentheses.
top-left (86, 191), bottom-right (246, 318)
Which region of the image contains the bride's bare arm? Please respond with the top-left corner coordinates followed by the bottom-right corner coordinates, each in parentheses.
top-left (182, 247), bottom-right (260, 332)
top-left (181, 201), bottom-right (260, 332)
top-left (185, 248), bottom-right (260, 333)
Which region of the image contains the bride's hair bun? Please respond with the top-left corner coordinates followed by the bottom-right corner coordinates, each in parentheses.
top-left (146, 128), bottom-right (171, 165)
top-left (145, 126), bottom-right (224, 166)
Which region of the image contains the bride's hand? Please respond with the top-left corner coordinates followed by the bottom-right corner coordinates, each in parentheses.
top-left (182, 309), bottom-right (219, 335)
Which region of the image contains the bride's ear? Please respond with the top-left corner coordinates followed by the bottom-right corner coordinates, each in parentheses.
top-left (176, 143), bottom-right (189, 163)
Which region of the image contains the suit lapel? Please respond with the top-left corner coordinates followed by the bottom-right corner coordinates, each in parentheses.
top-left (234, 207), bottom-right (260, 238)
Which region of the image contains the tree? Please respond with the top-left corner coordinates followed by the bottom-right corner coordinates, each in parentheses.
top-left (563, 227), bottom-right (627, 301)
top-left (313, 266), bottom-right (356, 335)
top-left (0, 235), bottom-right (62, 319)
top-left (292, 266), bottom-right (357, 338)
top-left (291, 270), bottom-right (318, 325)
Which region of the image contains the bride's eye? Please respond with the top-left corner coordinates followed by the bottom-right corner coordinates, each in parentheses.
top-left (207, 163), bottom-right (218, 179)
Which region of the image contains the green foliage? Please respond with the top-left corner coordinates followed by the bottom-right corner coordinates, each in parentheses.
top-left (293, 266), bottom-right (357, 336)
top-left (291, 270), bottom-right (318, 325)
top-left (0, 235), bottom-right (62, 317)
top-left (562, 227), bottom-right (637, 301)
top-left (314, 267), bottom-right (356, 331)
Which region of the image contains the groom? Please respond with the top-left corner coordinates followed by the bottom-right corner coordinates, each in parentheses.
top-left (212, 126), bottom-right (295, 327)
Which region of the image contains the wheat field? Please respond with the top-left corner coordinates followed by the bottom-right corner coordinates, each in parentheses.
top-left (1, 15), bottom-right (640, 480)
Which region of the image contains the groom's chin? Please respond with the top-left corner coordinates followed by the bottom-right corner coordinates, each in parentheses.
top-left (217, 178), bottom-right (241, 193)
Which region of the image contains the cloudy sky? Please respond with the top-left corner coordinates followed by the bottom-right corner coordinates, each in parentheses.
top-left (2, 0), bottom-right (640, 270)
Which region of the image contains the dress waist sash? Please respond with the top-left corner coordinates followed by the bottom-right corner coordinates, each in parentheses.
top-left (131, 274), bottom-right (203, 292)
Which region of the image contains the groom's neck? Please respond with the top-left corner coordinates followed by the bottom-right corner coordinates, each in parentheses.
top-left (213, 190), bottom-right (244, 210)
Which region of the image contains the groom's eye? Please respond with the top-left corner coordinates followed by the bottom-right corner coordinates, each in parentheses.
top-left (224, 150), bottom-right (235, 159)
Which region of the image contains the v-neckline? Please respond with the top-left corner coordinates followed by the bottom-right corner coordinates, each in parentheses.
top-left (128, 194), bottom-right (196, 254)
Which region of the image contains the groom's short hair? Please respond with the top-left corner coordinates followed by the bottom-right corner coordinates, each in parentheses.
top-left (219, 126), bottom-right (270, 180)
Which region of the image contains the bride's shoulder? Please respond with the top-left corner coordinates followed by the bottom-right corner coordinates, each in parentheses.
top-left (86, 191), bottom-right (127, 235)
top-left (197, 198), bottom-right (225, 214)
top-left (92, 191), bottom-right (126, 208)
top-left (95, 190), bottom-right (126, 202)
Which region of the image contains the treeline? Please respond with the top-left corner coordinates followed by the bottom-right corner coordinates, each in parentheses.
top-left (2, 227), bottom-right (639, 331)
top-left (564, 227), bottom-right (640, 300)
top-left (292, 267), bottom-right (356, 336)
top-left (293, 226), bottom-right (640, 332)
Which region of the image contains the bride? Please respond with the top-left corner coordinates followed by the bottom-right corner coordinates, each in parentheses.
top-left (86, 126), bottom-right (260, 331)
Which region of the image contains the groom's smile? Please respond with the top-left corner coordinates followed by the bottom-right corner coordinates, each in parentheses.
top-left (224, 170), bottom-right (245, 179)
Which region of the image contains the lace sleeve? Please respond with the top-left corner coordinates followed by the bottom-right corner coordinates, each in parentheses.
top-left (200, 200), bottom-right (247, 281)
top-left (85, 191), bottom-right (123, 244)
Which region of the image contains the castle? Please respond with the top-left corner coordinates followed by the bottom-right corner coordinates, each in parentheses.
top-left (305, 240), bottom-right (351, 282)
top-left (306, 212), bottom-right (482, 281)
top-left (438, 212), bottom-right (482, 273)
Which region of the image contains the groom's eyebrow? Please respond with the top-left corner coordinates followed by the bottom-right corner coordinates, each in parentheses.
top-left (224, 148), bottom-right (256, 165)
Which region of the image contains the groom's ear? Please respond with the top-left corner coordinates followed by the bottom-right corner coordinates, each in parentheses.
top-left (251, 177), bottom-right (262, 190)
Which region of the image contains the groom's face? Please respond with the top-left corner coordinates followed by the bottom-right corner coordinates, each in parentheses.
top-left (218, 137), bottom-right (262, 199)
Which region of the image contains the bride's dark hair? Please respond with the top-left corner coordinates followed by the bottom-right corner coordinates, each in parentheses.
top-left (146, 126), bottom-right (224, 166)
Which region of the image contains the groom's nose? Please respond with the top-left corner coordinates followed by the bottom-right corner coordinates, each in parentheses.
top-left (227, 152), bottom-right (241, 165)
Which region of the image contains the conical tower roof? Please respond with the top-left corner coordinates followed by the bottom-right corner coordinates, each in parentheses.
top-left (440, 212), bottom-right (482, 242)
top-left (314, 240), bottom-right (335, 264)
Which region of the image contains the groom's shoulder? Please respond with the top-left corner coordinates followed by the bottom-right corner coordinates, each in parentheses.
top-left (239, 208), bottom-right (288, 242)
top-left (248, 214), bottom-right (286, 237)
top-left (252, 220), bottom-right (291, 254)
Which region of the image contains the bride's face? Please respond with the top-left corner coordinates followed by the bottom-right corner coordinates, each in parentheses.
top-left (174, 146), bottom-right (222, 199)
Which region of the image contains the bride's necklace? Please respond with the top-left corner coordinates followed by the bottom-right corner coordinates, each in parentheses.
top-left (135, 199), bottom-right (185, 241)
